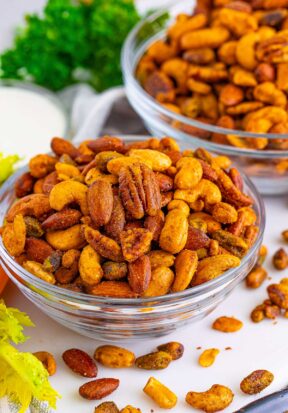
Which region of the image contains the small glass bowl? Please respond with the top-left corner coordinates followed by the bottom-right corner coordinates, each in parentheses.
top-left (0, 137), bottom-right (265, 341)
top-left (121, 2), bottom-right (288, 195)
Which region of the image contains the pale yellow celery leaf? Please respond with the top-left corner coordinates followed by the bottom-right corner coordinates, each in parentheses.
top-left (0, 299), bottom-right (34, 344)
top-left (0, 154), bottom-right (20, 183)
top-left (0, 342), bottom-right (59, 413)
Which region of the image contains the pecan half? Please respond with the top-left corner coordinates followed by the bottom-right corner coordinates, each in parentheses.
top-left (85, 226), bottom-right (124, 262)
top-left (119, 163), bottom-right (161, 219)
top-left (88, 136), bottom-right (124, 154)
top-left (120, 228), bottom-right (153, 262)
top-left (41, 209), bottom-right (82, 231)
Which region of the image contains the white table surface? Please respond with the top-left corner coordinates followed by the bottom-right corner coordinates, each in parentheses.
top-left (3, 195), bottom-right (288, 413)
top-left (2, 1), bottom-right (288, 413)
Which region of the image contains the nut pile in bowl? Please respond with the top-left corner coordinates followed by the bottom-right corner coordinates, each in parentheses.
top-left (1, 136), bottom-right (259, 298)
top-left (136, 0), bottom-right (288, 151)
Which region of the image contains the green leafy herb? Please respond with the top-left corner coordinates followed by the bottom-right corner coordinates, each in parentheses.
top-left (0, 299), bottom-right (59, 412)
top-left (0, 0), bottom-right (140, 92)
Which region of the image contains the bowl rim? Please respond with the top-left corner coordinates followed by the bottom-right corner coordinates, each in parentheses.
top-left (0, 136), bottom-right (265, 306)
top-left (121, 2), bottom-right (288, 152)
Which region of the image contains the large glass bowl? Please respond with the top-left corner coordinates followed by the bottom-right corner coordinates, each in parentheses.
top-left (0, 137), bottom-right (265, 341)
top-left (121, 2), bottom-right (288, 195)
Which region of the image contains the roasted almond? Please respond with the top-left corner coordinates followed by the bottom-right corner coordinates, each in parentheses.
top-left (128, 255), bottom-right (151, 294)
top-left (94, 345), bottom-right (135, 368)
top-left (104, 195), bottom-right (126, 242)
top-left (88, 136), bottom-right (124, 154)
top-left (41, 209), bottom-right (82, 231)
top-left (42, 171), bottom-right (60, 194)
top-left (79, 378), bottom-right (120, 400)
top-left (51, 137), bottom-right (79, 159)
top-left (15, 172), bottom-right (35, 198)
top-left (88, 180), bottom-right (113, 227)
top-left (25, 237), bottom-right (54, 263)
top-left (62, 348), bottom-right (97, 377)
top-left (185, 226), bottom-right (210, 250)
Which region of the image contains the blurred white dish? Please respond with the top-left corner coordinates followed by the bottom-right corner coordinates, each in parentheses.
top-left (0, 80), bottom-right (68, 162)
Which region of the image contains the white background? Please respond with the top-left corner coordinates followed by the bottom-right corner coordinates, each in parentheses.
top-left (2, 1), bottom-right (288, 413)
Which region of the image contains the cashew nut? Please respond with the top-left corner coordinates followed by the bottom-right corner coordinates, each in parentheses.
top-left (49, 180), bottom-right (89, 215)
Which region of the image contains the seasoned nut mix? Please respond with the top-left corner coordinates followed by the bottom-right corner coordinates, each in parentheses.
top-left (94, 345), bottom-right (135, 368)
top-left (198, 348), bottom-right (220, 368)
top-left (212, 316), bottom-right (243, 333)
top-left (186, 384), bottom-right (234, 413)
top-left (273, 248), bottom-right (288, 270)
top-left (136, 0), bottom-right (288, 156)
top-left (1, 135), bottom-right (259, 298)
top-left (143, 377), bottom-right (177, 409)
top-left (240, 370), bottom-right (274, 394)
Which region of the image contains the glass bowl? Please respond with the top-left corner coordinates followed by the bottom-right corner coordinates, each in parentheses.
top-left (121, 2), bottom-right (288, 195)
top-left (0, 137), bottom-right (265, 341)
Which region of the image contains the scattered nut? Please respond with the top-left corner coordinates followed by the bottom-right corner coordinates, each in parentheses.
top-left (240, 370), bottom-right (274, 395)
top-left (33, 351), bottom-right (57, 376)
top-left (143, 377), bottom-right (177, 409)
top-left (94, 345), bottom-right (135, 368)
top-left (212, 316), bottom-right (243, 333)
top-left (95, 402), bottom-right (120, 413)
top-left (198, 349), bottom-right (220, 368)
top-left (186, 384), bottom-right (234, 413)
top-left (135, 351), bottom-right (172, 370)
top-left (79, 378), bottom-right (120, 400)
top-left (273, 248), bottom-right (288, 270)
top-left (62, 348), bottom-right (97, 377)
top-left (246, 266), bottom-right (267, 288)
top-left (157, 342), bottom-right (184, 360)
